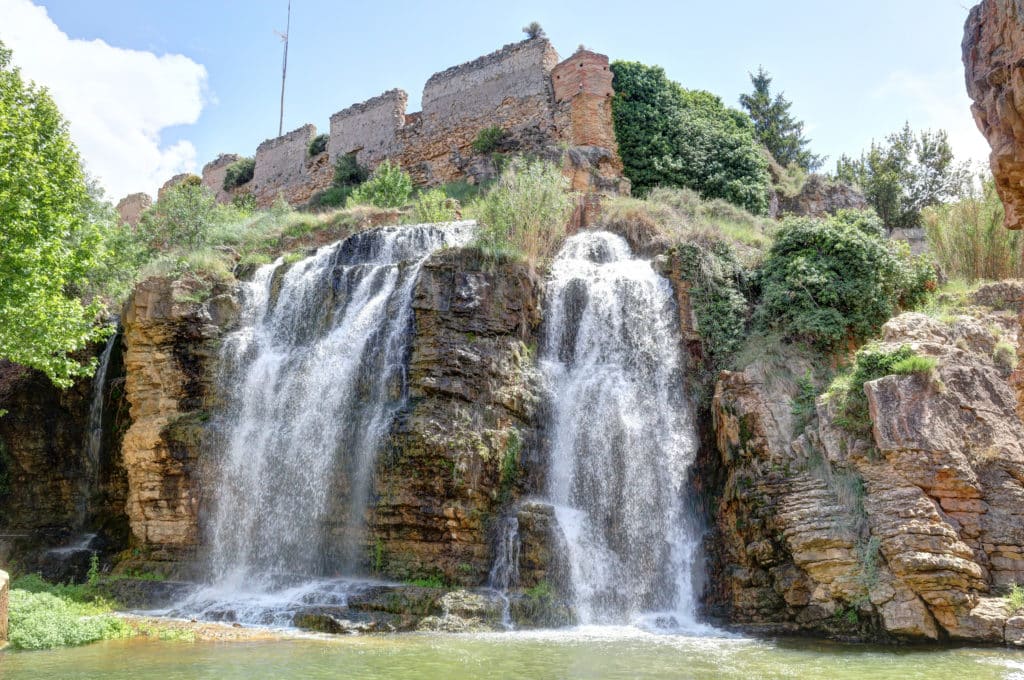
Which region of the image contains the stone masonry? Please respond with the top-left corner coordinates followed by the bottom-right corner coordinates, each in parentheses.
top-left (126, 37), bottom-right (626, 210)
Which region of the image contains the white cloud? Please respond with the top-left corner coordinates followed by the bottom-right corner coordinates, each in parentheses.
top-left (0, 0), bottom-right (208, 200)
top-left (875, 68), bottom-right (991, 169)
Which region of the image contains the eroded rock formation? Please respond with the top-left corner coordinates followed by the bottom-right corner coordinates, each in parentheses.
top-left (964, 0), bottom-right (1024, 228)
top-left (710, 283), bottom-right (1024, 643)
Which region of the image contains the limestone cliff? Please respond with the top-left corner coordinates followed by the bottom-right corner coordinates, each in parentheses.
top-left (367, 248), bottom-right (542, 585)
top-left (964, 0), bottom-right (1024, 229)
top-left (120, 278), bottom-right (238, 574)
top-left (710, 283), bottom-right (1024, 644)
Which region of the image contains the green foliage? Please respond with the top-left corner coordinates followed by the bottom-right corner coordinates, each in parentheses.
top-left (310, 185), bottom-right (354, 208)
top-left (411, 188), bottom-right (458, 223)
top-left (891, 355), bottom-right (937, 375)
top-left (222, 157), bottom-right (255, 190)
top-left (740, 67), bottom-right (823, 172)
top-left (308, 133), bottom-right (328, 156)
top-left (836, 123), bottom-right (970, 231)
top-left (791, 369), bottom-right (818, 432)
top-left (994, 340), bottom-right (1018, 372)
top-left (525, 581), bottom-right (552, 600)
top-left (138, 182), bottom-right (231, 251)
top-left (674, 241), bottom-right (750, 373)
top-left (347, 160), bottom-right (413, 209)
top-left (406, 576), bottom-right (445, 588)
top-left (826, 344), bottom-right (922, 437)
top-left (1008, 584), bottom-right (1024, 611)
top-left (468, 158), bottom-right (574, 262)
top-left (922, 176), bottom-right (1024, 281)
top-left (0, 41), bottom-right (111, 386)
top-left (440, 180), bottom-right (484, 204)
top-left (522, 21), bottom-right (545, 39)
top-left (333, 153), bottom-right (369, 188)
top-left (8, 574), bottom-right (129, 651)
top-left (231, 192), bottom-right (257, 213)
top-left (87, 553), bottom-right (100, 587)
top-left (772, 161), bottom-right (808, 198)
top-left (472, 126), bottom-right (507, 154)
top-left (756, 209), bottom-right (937, 349)
top-left (610, 60), bottom-right (771, 213)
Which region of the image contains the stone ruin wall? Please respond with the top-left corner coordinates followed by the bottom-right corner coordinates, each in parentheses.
top-left (123, 38), bottom-right (626, 217)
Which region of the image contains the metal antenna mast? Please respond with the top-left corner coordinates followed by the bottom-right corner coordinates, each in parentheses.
top-left (276, 0), bottom-right (291, 137)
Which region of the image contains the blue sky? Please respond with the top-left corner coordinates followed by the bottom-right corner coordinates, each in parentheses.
top-left (0, 0), bottom-right (987, 199)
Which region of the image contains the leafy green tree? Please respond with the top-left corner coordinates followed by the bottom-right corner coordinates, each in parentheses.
top-left (611, 61), bottom-right (770, 214)
top-left (836, 123), bottom-right (970, 231)
top-left (0, 41), bottom-right (109, 386)
top-left (138, 181), bottom-right (224, 250)
top-left (756, 209), bottom-right (936, 350)
top-left (347, 160), bottom-right (413, 208)
top-left (739, 67), bottom-right (823, 172)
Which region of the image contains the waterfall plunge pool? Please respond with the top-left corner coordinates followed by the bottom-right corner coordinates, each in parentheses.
top-left (3, 627), bottom-right (1024, 679)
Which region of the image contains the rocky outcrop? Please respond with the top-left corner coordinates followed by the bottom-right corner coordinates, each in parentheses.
top-left (120, 278), bottom-right (238, 574)
top-left (712, 282), bottom-right (1024, 643)
top-left (115, 193), bottom-right (152, 228)
top-left (366, 248), bottom-right (542, 585)
top-left (0, 343), bottom-right (130, 577)
top-left (771, 175), bottom-right (868, 219)
top-left (964, 0), bottom-right (1024, 229)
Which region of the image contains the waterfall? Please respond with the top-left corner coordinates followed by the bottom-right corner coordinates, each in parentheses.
top-left (84, 332), bottom-right (117, 472)
top-left (540, 231), bottom-right (700, 627)
top-left (200, 223), bottom-right (473, 595)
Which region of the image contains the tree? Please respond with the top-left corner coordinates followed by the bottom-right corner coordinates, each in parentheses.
top-left (0, 41), bottom-right (110, 386)
top-left (611, 61), bottom-right (771, 214)
top-left (522, 22), bottom-right (545, 39)
top-left (836, 123), bottom-right (970, 231)
top-left (739, 67), bottom-right (823, 172)
top-left (756, 210), bottom-right (936, 350)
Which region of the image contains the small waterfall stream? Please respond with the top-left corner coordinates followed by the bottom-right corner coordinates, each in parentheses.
top-left (540, 231), bottom-right (701, 627)
top-left (176, 223), bottom-right (472, 623)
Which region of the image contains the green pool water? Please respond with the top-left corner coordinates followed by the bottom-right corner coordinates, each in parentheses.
top-left (2, 627), bottom-right (1024, 680)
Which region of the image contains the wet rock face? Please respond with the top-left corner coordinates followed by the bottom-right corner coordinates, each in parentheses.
top-left (0, 344), bottom-right (130, 575)
top-left (771, 175), bottom-right (868, 219)
top-left (366, 247), bottom-right (543, 586)
top-left (120, 278), bottom-right (238, 574)
top-left (964, 0), bottom-right (1024, 229)
top-left (711, 282), bottom-right (1024, 643)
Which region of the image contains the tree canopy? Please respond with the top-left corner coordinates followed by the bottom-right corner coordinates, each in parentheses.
top-left (0, 41), bottom-right (110, 386)
top-left (836, 123), bottom-right (970, 231)
top-left (739, 67), bottom-right (823, 172)
top-left (610, 60), bottom-right (771, 214)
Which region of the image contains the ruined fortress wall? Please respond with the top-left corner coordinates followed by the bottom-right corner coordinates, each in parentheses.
top-left (135, 38), bottom-right (626, 209)
top-left (328, 89), bottom-right (408, 168)
top-left (250, 124), bottom-right (331, 207)
top-left (393, 39), bottom-right (563, 185)
top-left (201, 154), bottom-right (241, 204)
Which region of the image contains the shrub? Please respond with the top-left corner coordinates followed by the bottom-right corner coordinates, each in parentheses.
top-left (523, 21), bottom-right (545, 39)
top-left (994, 340), bottom-right (1018, 372)
top-left (922, 177), bottom-right (1024, 281)
top-left (1009, 584), bottom-right (1024, 611)
top-left (223, 157), bottom-right (255, 190)
top-left (412, 188), bottom-right (458, 223)
top-left (333, 153), bottom-right (369, 188)
top-left (826, 344), bottom-right (918, 436)
top-left (610, 60), bottom-right (771, 213)
top-left (138, 182), bottom-right (229, 251)
top-left (310, 185), bottom-right (353, 208)
top-left (8, 575), bottom-right (130, 651)
top-left (231, 192), bottom-right (257, 213)
top-left (469, 158), bottom-right (574, 262)
top-left (891, 354), bottom-right (937, 375)
top-left (756, 209), bottom-right (936, 349)
top-left (347, 160), bottom-right (413, 209)
top-left (308, 133), bottom-right (328, 156)
top-left (472, 126), bottom-right (507, 154)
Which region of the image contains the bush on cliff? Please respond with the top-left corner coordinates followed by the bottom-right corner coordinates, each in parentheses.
top-left (139, 182), bottom-right (233, 251)
top-left (347, 160), bottom-right (413, 209)
top-left (468, 158), bottom-right (574, 262)
top-left (223, 157), bottom-right (255, 190)
top-left (308, 133), bottom-right (328, 156)
top-left (755, 209), bottom-right (936, 350)
top-left (610, 60), bottom-right (771, 214)
top-left (411, 188), bottom-right (459, 223)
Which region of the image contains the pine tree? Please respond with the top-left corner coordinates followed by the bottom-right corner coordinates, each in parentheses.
top-left (740, 67), bottom-right (824, 172)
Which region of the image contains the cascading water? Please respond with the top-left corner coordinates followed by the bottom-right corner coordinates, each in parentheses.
top-left (84, 331), bottom-right (117, 474)
top-left (175, 222), bottom-right (473, 624)
top-left (540, 231), bottom-right (701, 627)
